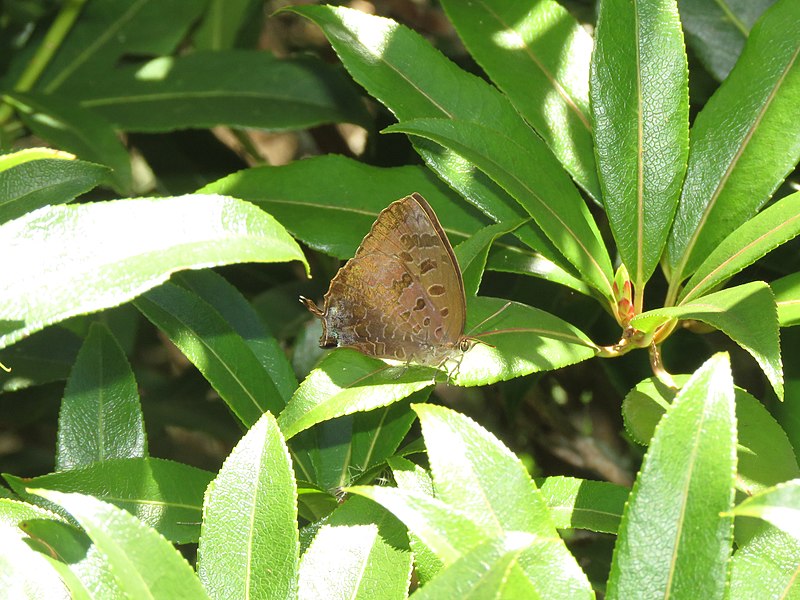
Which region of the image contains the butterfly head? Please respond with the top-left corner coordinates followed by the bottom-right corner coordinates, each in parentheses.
top-left (300, 296), bottom-right (338, 348)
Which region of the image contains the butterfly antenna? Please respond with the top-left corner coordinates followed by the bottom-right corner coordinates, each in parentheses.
top-left (466, 301), bottom-right (512, 337)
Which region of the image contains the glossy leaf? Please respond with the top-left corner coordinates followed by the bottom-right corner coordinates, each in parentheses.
top-left (486, 246), bottom-right (594, 298)
top-left (591, 0), bottom-right (689, 288)
top-left (36, 0), bottom-right (207, 93)
top-left (76, 52), bottom-right (370, 131)
top-left (770, 272), bottom-right (800, 327)
top-left (290, 395), bottom-right (421, 494)
top-left (457, 297), bottom-right (598, 387)
top-left (415, 404), bottom-right (593, 598)
top-left (0, 147), bottom-right (75, 171)
top-left (135, 283), bottom-right (284, 426)
top-left (731, 479), bottom-right (800, 541)
top-left (198, 411), bottom-right (298, 600)
top-left (200, 154), bottom-right (490, 259)
top-left (56, 323), bottom-right (146, 471)
top-left (297, 495), bottom-right (411, 600)
top-left (678, 0), bottom-right (778, 81)
top-left (681, 191), bottom-right (800, 302)
top-left (0, 194), bottom-right (308, 350)
top-left (0, 522), bottom-right (69, 599)
top-left (278, 350), bottom-right (434, 441)
top-left (410, 533), bottom-right (535, 600)
top-left (623, 377), bottom-right (799, 494)
top-left (32, 489), bottom-right (209, 599)
top-left (455, 219), bottom-right (526, 297)
top-left (174, 270), bottom-right (298, 403)
top-left (631, 282), bottom-right (783, 398)
top-left (385, 118), bottom-right (614, 298)
top-left (0, 157), bottom-right (109, 225)
top-left (387, 457), bottom-right (442, 584)
top-left (668, 0), bottom-right (800, 282)
top-left (728, 527), bottom-right (800, 598)
top-left (346, 485), bottom-right (487, 566)
top-left (286, 4), bottom-right (575, 276)
top-left (0, 497), bottom-right (61, 527)
top-left (21, 519), bottom-right (123, 600)
top-left (0, 327), bottom-right (82, 393)
top-left (538, 476), bottom-right (628, 534)
top-left (5, 92), bottom-right (131, 192)
top-left (4, 457), bottom-right (213, 544)
top-left (440, 0), bottom-right (600, 200)
top-left (607, 354), bottom-right (736, 599)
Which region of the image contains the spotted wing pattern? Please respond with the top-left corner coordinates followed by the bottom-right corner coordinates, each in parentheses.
top-left (309, 193), bottom-right (467, 366)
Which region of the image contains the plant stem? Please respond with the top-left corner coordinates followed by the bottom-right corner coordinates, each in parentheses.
top-left (0, 0), bottom-right (88, 126)
top-left (650, 342), bottom-right (677, 389)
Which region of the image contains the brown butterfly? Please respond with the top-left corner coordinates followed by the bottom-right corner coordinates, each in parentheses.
top-left (301, 193), bottom-right (476, 368)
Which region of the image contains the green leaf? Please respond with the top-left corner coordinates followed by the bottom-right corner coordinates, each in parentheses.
top-left (0, 157), bottom-right (109, 225)
top-left (5, 92), bottom-right (131, 192)
top-left (731, 479), bottom-right (800, 541)
top-left (771, 272), bottom-right (800, 327)
top-left (20, 519), bottom-right (122, 600)
top-left (681, 191), bottom-right (800, 302)
top-left (290, 395), bottom-right (421, 494)
top-left (728, 527), bottom-right (800, 599)
top-left (458, 297), bottom-right (598, 387)
top-left (198, 411), bottom-right (298, 600)
top-left (297, 495), bottom-right (411, 600)
top-left (623, 377), bottom-right (799, 494)
top-left (409, 533), bottom-right (535, 600)
top-left (385, 118), bottom-right (614, 298)
top-left (32, 489), bottom-right (209, 599)
top-left (486, 246), bottom-right (594, 298)
top-left (200, 155), bottom-right (491, 259)
top-left (0, 523), bottom-right (70, 599)
top-left (591, 0), bottom-right (689, 288)
top-left (76, 52), bottom-right (370, 131)
top-left (631, 282), bottom-right (783, 398)
top-left (0, 194), bottom-right (308, 350)
top-left (440, 0), bottom-right (600, 201)
top-left (0, 497), bottom-right (62, 528)
top-left (387, 457), bottom-right (442, 584)
top-left (135, 282), bottom-right (285, 426)
top-left (278, 349), bottom-right (434, 440)
top-left (174, 270), bottom-right (298, 403)
top-left (0, 327), bottom-right (82, 393)
top-left (346, 485), bottom-right (487, 566)
top-left (678, 0), bottom-right (778, 80)
top-left (296, 481), bottom-right (337, 523)
top-left (606, 353), bottom-right (736, 599)
top-left (538, 476), bottom-right (628, 534)
top-left (415, 404), bottom-right (593, 598)
top-left (286, 4), bottom-right (575, 277)
top-left (56, 323), bottom-right (146, 471)
top-left (4, 457), bottom-right (213, 544)
top-left (0, 147), bottom-right (75, 171)
top-left (194, 0), bottom-right (262, 49)
top-left (36, 0), bottom-right (207, 93)
top-left (388, 457), bottom-right (433, 496)
top-left (455, 219), bottom-right (526, 297)
top-left (667, 0), bottom-right (800, 283)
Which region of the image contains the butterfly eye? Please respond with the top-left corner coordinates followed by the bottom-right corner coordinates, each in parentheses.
top-left (320, 336), bottom-right (337, 349)
top-left (460, 338), bottom-right (475, 352)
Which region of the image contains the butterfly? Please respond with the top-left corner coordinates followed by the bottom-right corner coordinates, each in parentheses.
top-left (301, 193), bottom-right (476, 368)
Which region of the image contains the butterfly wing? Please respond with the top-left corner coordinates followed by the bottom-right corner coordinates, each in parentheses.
top-left (320, 194), bottom-right (466, 365)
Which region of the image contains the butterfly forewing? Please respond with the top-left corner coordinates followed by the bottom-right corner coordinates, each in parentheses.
top-left (309, 193), bottom-right (468, 366)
